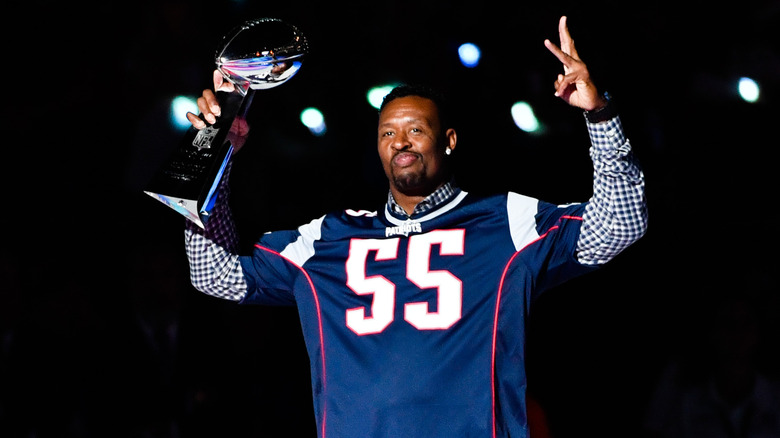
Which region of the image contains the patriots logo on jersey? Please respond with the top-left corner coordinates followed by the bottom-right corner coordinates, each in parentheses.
top-left (385, 221), bottom-right (422, 237)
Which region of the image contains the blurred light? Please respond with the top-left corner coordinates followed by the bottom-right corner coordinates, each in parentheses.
top-left (511, 101), bottom-right (540, 133)
top-left (367, 85), bottom-right (397, 109)
top-left (300, 107), bottom-right (326, 136)
top-left (738, 77), bottom-right (760, 103)
top-left (458, 43), bottom-right (481, 68)
top-left (170, 95), bottom-right (198, 130)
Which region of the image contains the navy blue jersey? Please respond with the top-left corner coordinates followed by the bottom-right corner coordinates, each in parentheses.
top-left (238, 189), bottom-right (596, 438)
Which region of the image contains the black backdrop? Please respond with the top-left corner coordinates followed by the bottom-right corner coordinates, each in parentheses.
top-left (2, 1), bottom-right (778, 436)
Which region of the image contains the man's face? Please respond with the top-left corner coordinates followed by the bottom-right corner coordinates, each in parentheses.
top-left (377, 95), bottom-right (455, 197)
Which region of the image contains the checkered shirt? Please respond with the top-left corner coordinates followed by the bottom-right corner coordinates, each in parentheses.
top-left (577, 115), bottom-right (647, 264)
top-left (387, 179), bottom-right (457, 218)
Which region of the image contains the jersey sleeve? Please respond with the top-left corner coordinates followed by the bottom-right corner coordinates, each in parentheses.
top-left (534, 200), bottom-right (598, 292)
top-left (576, 115), bottom-right (648, 265)
top-left (183, 157), bottom-right (326, 306)
top-left (238, 215), bottom-right (326, 306)
top-left (506, 193), bottom-right (596, 294)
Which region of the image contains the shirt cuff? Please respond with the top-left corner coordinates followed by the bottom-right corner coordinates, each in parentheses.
top-left (586, 116), bottom-right (629, 158)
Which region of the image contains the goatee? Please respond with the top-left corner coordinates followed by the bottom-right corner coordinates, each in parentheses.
top-left (393, 173), bottom-right (430, 197)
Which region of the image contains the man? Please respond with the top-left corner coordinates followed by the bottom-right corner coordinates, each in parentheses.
top-left (182, 16), bottom-right (647, 438)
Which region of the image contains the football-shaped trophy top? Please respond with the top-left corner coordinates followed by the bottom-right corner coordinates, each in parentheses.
top-left (216, 18), bottom-right (309, 92)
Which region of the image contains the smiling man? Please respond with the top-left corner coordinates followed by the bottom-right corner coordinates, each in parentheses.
top-left (180, 16), bottom-right (647, 438)
top-left (377, 90), bottom-right (457, 207)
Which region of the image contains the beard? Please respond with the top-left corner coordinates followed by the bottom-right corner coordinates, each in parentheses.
top-left (392, 168), bottom-right (431, 196)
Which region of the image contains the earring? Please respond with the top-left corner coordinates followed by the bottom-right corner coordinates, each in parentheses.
top-left (445, 147), bottom-right (452, 156)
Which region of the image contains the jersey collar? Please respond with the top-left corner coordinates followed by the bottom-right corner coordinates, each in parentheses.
top-left (384, 181), bottom-right (467, 225)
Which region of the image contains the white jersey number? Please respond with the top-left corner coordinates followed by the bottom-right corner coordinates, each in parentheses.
top-left (345, 230), bottom-right (464, 335)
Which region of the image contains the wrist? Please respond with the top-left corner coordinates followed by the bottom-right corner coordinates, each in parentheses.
top-left (584, 92), bottom-right (617, 123)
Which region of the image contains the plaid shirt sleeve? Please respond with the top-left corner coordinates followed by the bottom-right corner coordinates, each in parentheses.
top-left (184, 161), bottom-right (248, 301)
top-left (576, 115), bottom-right (648, 265)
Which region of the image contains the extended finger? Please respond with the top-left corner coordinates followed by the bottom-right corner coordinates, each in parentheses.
top-left (544, 39), bottom-right (573, 68)
top-left (558, 16), bottom-right (580, 60)
top-left (558, 17), bottom-right (571, 52)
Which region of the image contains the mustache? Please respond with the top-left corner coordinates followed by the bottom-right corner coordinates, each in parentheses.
top-left (392, 151), bottom-right (421, 159)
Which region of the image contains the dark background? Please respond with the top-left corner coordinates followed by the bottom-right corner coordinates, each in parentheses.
top-left (2, 0), bottom-right (778, 436)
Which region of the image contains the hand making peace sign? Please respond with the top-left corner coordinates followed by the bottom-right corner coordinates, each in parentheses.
top-left (544, 16), bottom-right (607, 111)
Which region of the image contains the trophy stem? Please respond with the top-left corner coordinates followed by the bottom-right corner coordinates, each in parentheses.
top-left (237, 89), bottom-right (256, 119)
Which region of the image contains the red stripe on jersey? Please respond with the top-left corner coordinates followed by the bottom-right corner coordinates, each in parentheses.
top-left (491, 223), bottom-right (564, 437)
top-left (254, 244), bottom-right (328, 437)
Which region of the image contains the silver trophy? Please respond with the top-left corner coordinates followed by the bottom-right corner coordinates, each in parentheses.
top-left (145, 18), bottom-right (308, 228)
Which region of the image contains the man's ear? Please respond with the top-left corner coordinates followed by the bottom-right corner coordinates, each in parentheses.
top-left (445, 128), bottom-right (457, 153)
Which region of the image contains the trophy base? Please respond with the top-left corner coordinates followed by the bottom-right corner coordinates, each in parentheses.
top-left (144, 131), bottom-right (234, 229)
top-left (144, 193), bottom-right (208, 229)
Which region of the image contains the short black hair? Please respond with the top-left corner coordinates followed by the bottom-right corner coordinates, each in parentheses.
top-left (379, 83), bottom-right (453, 131)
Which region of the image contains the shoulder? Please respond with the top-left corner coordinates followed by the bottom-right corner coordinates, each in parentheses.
top-left (313, 208), bottom-right (385, 240)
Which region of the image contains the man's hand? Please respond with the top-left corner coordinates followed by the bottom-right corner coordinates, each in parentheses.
top-left (186, 70), bottom-right (236, 129)
top-left (544, 16), bottom-right (606, 111)
top-left (185, 70), bottom-right (250, 152)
